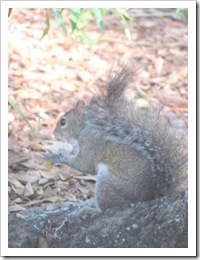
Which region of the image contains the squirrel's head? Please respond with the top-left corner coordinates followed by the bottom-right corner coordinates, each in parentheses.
top-left (54, 100), bottom-right (85, 144)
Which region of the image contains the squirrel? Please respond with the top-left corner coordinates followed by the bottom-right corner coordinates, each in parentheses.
top-left (44, 60), bottom-right (188, 212)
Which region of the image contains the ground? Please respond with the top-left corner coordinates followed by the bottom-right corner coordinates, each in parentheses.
top-left (8, 8), bottom-right (188, 213)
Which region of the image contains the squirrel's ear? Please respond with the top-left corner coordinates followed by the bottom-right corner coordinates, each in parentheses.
top-left (75, 100), bottom-right (85, 114)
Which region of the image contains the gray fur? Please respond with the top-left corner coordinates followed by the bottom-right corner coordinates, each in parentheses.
top-left (48, 60), bottom-right (188, 211)
top-left (83, 60), bottom-right (188, 197)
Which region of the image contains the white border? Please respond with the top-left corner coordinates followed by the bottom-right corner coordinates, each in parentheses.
top-left (1, 1), bottom-right (195, 9)
top-left (187, 1), bottom-right (196, 255)
top-left (2, 1), bottom-right (196, 256)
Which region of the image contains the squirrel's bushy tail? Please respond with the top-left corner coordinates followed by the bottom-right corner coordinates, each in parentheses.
top-left (85, 60), bottom-right (188, 196)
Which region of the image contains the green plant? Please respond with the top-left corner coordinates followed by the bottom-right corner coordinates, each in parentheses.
top-left (176, 8), bottom-right (188, 19)
top-left (8, 8), bottom-right (12, 17)
top-left (41, 8), bottom-right (134, 44)
top-left (8, 96), bottom-right (34, 131)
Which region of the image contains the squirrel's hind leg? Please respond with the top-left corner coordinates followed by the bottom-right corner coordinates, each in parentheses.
top-left (95, 163), bottom-right (135, 211)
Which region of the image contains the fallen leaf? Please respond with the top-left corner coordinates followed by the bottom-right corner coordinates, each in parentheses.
top-left (74, 175), bottom-right (96, 181)
top-left (43, 160), bottom-right (54, 170)
top-left (38, 237), bottom-right (49, 248)
top-left (9, 178), bottom-right (24, 189)
top-left (24, 182), bottom-right (34, 197)
top-left (9, 204), bottom-right (26, 212)
top-left (38, 178), bottom-right (48, 185)
top-left (16, 212), bottom-right (26, 219)
top-left (40, 171), bottom-right (60, 180)
top-left (9, 173), bottom-right (38, 184)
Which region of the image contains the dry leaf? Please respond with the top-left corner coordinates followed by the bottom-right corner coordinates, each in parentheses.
top-left (77, 71), bottom-right (91, 83)
top-left (36, 187), bottom-right (44, 196)
top-left (16, 212), bottom-right (26, 219)
top-left (158, 93), bottom-right (188, 108)
top-left (29, 143), bottom-right (46, 151)
top-left (8, 178), bottom-right (24, 189)
top-left (11, 186), bottom-right (24, 195)
top-left (27, 170), bottom-right (41, 178)
top-left (22, 199), bottom-right (44, 207)
top-left (58, 173), bottom-right (69, 181)
top-left (45, 203), bottom-right (54, 211)
top-left (43, 160), bottom-right (54, 170)
top-left (43, 186), bottom-right (58, 198)
top-left (40, 171), bottom-right (60, 180)
top-left (24, 182), bottom-right (34, 197)
top-left (9, 173), bottom-right (38, 184)
top-left (38, 178), bottom-right (48, 185)
top-left (155, 57), bottom-right (164, 75)
top-left (74, 175), bottom-right (96, 181)
top-left (21, 161), bottom-right (44, 170)
top-left (14, 198), bottom-right (23, 203)
top-left (43, 196), bottom-right (67, 203)
top-left (38, 237), bottom-right (49, 248)
top-left (9, 204), bottom-right (26, 212)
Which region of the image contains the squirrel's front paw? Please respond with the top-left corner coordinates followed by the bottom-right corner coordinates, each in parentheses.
top-left (43, 141), bottom-right (79, 165)
top-left (48, 141), bottom-right (74, 156)
top-left (43, 152), bottom-right (64, 164)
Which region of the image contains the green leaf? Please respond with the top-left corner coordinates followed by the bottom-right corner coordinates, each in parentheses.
top-left (52, 8), bottom-right (68, 36)
top-left (102, 8), bottom-right (108, 17)
top-left (175, 8), bottom-right (188, 20)
top-left (114, 8), bottom-right (131, 25)
top-left (8, 8), bottom-right (12, 17)
top-left (80, 33), bottom-right (96, 45)
top-left (176, 8), bottom-right (187, 13)
top-left (69, 8), bottom-right (81, 33)
top-left (93, 8), bottom-right (104, 32)
top-left (8, 96), bottom-right (34, 131)
top-left (40, 9), bottom-right (50, 40)
top-left (113, 8), bottom-right (134, 39)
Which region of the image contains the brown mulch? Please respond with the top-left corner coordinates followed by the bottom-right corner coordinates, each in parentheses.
top-left (8, 8), bottom-right (188, 212)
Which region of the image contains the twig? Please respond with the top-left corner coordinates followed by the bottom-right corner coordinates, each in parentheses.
top-left (129, 13), bottom-right (181, 20)
top-left (98, 39), bottom-right (187, 48)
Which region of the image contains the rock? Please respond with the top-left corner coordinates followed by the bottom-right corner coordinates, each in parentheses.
top-left (8, 190), bottom-right (188, 248)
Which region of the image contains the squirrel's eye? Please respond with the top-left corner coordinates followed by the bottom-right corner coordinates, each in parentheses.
top-left (60, 117), bottom-right (66, 127)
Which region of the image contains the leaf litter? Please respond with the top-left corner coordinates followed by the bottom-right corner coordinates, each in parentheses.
top-left (8, 8), bottom-right (188, 213)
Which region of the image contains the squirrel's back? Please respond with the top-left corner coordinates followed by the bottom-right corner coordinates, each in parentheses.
top-left (48, 59), bottom-right (188, 210)
top-left (83, 60), bottom-right (188, 197)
